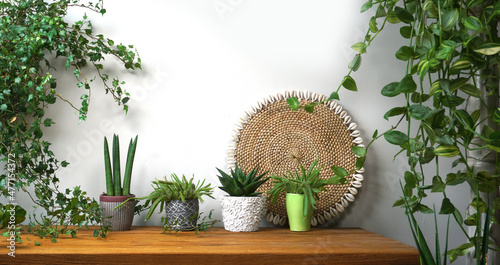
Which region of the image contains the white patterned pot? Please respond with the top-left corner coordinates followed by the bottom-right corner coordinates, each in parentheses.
top-left (100, 194), bottom-right (135, 231)
top-left (165, 199), bottom-right (199, 231)
top-left (220, 195), bottom-right (266, 232)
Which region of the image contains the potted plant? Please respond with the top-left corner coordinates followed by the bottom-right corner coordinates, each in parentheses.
top-left (99, 134), bottom-right (138, 231)
top-left (216, 164), bottom-right (269, 232)
top-left (268, 159), bottom-right (347, 232)
top-left (138, 174), bottom-right (215, 231)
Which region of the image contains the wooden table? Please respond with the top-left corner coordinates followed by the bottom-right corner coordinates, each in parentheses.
top-left (1, 227), bottom-right (419, 265)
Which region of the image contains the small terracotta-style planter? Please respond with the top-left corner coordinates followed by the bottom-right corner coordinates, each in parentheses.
top-left (100, 194), bottom-right (135, 231)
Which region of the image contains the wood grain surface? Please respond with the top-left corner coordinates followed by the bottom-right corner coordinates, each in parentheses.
top-left (0, 227), bottom-right (419, 265)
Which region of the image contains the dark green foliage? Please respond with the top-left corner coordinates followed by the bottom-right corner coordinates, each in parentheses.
top-left (103, 134), bottom-right (138, 196)
top-left (0, 0), bottom-right (141, 242)
top-left (267, 159), bottom-right (347, 217)
top-left (127, 174), bottom-right (215, 221)
top-left (216, 164), bottom-right (269, 197)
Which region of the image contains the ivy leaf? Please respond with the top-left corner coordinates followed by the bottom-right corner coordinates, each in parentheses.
top-left (434, 145), bottom-right (460, 157)
top-left (304, 104), bottom-right (315, 114)
top-left (328, 91), bottom-right (339, 101)
top-left (384, 130), bottom-right (409, 145)
top-left (360, 0), bottom-right (373, 13)
top-left (396, 75), bottom-right (417, 93)
top-left (384, 107), bottom-right (406, 120)
top-left (331, 166), bottom-right (348, 178)
top-left (464, 16), bottom-right (482, 31)
top-left (286, 97), bottom-right (299, 111)
top-left (381, 82), bottom-right (400, 97)
top-left (442, 9), bottom-right (459, 31)
top-left (394, 6), bottom-right (414, 23)
top-left (352, 146), bottom-right (366, 157)
top-left (408, 104), bottom-right (431, 120)
top-left (474, 43), bottom-right (500, 55)
top-left (342, 76), bottom-right (357, 91)
top-left (348, 54), bottom-right (362, 71)
top-left (439, 198), bottom-right (456, 214)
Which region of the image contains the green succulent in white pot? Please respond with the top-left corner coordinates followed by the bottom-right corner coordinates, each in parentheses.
top-left (216, 164), bottom-right (269, 232)
top-left (100, 134), bottom-right (138, 231)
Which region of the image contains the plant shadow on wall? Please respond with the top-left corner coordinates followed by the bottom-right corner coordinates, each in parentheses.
top-left (288, 0), bottom-right (499, 264)
top-left (0, 0), bottom-right (141, 243)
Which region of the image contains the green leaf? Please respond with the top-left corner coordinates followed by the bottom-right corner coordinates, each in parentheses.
top-left (287, 97), bottom-right (299, 111)
top-left (328, 92), bottom-right (339, 101)
top-left (416, 203), bottom-right (434, 214)
top-left (304, 104), bottom-right (315, 113)
top-left (459, 84), bottom-right (480, 97)
top-left (441, 9), bottom-right (459, 31)
top-left (434, 145), bottom-right (460, 157)
top-left (43, 118), bottom-right (55, 127)
top-left (400, 26), bottom-right (414, 39)
top-left (331, 166), bottom-right (348, 178)
top-left (474, 43), bottom-right (500, 55)
top-left (0, 104), bottom-right (7, 112)
top-left (348, 54), bottom-right (362, 71)
top-left (381, 82), bottom-right (400, 97)
top-left (409, 104), bottom-right (431, 120)
top-left (384, 107), bottom-right (406, 120)
top-left (439, 198), bottom-right (455, 214)
top-left (342, 76), bottom-right (357, 91)
top-left (360, 0), bottom-right (373, 12)
top-left (395, 46), bottom-right (414, 61)
top-left (369, 17), bottom-right (379, 33)
top-left (384, 130), bottom-right (409, 145)
top-left (441, 95), bottom-right (465, 108)
top-left (352, 146), bottom-right (366, 157)
top-left (431, 175), bottom-right (445, 192)
top-left (464, 16), bottom-right (482, 31)
top-left (351, 42), bottom-right (367, 53)
top-left (451, 57), bottom-right (472, 71)
top-left (396, 75), bottom-right (417, 93)
top-left (493, 108), bottom-right (500, 124)
top-left (394, 6), bottom-right (414, 23)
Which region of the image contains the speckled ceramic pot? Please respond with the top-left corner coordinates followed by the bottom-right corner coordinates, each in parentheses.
top-left (220, 195), bottom-right (266, 232)
top-left (100, 194), bottom-right (135, 231)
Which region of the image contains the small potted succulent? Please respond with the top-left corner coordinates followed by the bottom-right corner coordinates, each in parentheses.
top-left (99, 134), bottom-right (138, 231)
top-left (216, 164), bottom-right (269, 232)
top-left (139, 174), bottom-right (215, 231)
top-left (268, 159), bottom-right (346, 232)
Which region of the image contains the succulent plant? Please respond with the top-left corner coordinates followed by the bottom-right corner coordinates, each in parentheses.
top-left (216, 164), bottom-right (269, 197)
top-left (104, 134), bottom-right (138, 196)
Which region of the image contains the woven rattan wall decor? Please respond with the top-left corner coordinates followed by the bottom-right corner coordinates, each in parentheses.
top-left (227, 91), bottom-right (364, 226)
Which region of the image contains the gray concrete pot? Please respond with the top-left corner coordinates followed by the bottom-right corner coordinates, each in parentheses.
top-left (100, 194), bottom-right (135, 231)
top-left (165, 199), bottom-right (199, 231)
top-left (220, 195), bottom-right (266, 232)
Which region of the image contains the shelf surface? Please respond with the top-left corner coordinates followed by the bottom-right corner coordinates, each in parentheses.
top-left (1, 226), bottom-right (419, 265)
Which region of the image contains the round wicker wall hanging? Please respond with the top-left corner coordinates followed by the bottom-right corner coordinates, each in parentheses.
top-left (227, 91), bottom-right (364, 226)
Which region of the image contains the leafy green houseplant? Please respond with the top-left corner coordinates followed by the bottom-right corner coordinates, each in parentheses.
top-left (288, 0), bottom-right (499, 263)
top-left (136, 174), bottom-right (215, 231)
top-left (268, 159), bottom-right (347, 231)
top-left (216, 164), bottom-right (269, 232)
top-left (99, 135), bottom-right (138, 231)
top-left (0, 0), bottom-right (141, 242)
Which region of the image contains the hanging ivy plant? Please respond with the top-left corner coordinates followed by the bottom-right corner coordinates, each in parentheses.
top-left (0, 0), bottom-right (141, 242)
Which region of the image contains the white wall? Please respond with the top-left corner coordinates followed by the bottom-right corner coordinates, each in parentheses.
top-left (9, 0), bottom-right (471, 258)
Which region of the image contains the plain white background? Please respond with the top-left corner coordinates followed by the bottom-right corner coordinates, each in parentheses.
top-left (7, 0), bottom-right (472, 259)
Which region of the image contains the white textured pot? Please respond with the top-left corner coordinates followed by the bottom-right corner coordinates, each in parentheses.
top-left (220, 195), bottom-right (266, 232)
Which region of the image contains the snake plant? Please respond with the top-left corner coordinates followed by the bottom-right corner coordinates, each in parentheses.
top-left (104, 134), bottom-right (138, 196)
top-left (216, 164), bottom-right (269, 197)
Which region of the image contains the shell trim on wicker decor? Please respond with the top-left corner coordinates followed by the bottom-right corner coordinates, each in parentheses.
top-left (227, 91), bottom-right (364, 226)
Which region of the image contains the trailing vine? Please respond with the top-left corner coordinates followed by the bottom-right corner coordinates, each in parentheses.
top-left (0, 0), bottom-right (141, 242)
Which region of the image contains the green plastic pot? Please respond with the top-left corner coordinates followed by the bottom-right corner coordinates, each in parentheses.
top-left (286, 193), bottom-right (313, 232)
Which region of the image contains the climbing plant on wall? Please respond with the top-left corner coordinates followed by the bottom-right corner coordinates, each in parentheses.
top-left (0, 0), bottom-right (141, 242)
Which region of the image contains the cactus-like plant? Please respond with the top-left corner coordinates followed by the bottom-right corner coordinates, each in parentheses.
top-left (104, 134), bottom-right (138, 196)
top-left (216, 164), bottom-right (269, 197)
